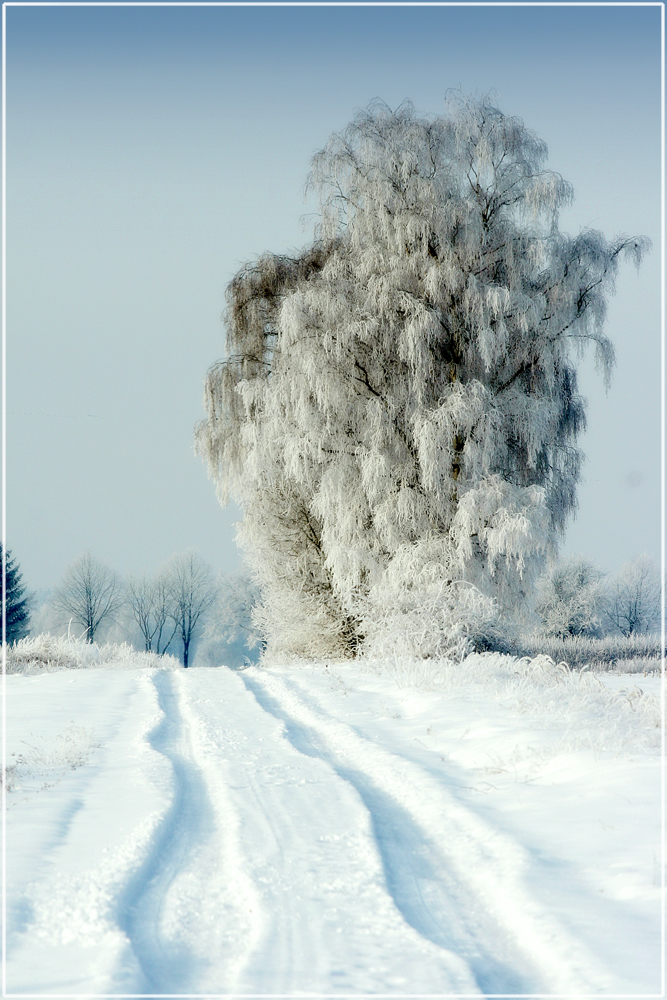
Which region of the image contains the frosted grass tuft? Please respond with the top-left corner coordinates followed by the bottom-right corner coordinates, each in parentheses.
top-left (4, 633), bottom-right (181, 675)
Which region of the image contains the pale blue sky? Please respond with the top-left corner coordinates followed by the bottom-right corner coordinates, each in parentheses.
top-left (6, 3), bottom-right (662, 591)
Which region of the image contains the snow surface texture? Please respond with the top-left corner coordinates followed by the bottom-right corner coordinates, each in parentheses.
top-left (3, 653), bottom-right (663, 994)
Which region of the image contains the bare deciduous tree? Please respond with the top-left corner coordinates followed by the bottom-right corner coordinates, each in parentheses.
top-left (165, 551), bottom-right (216, 667)
top-left (126, 574), bottom-right (178, 654)
top-left (51, 553), bottom-right (124, 643)
top-left (604, 556), bottom-right (662, 636)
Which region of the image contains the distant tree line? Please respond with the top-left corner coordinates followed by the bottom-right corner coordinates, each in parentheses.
top-left (3, 546), bottom-right (660, 666)
top-left (51, 551), bottom-right (217, 667)
top-left (535, 555), bottom-right (662, 640)
top-left (7, 549), bottom-right (261, 669)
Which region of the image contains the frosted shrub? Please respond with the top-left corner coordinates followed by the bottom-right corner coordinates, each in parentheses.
top-left (197, 574), bottom-right (263, 668)
top-left (360, 542), bottom-right (510, 660)
top-left (360, 589), bottom-right (505, 662)
top-left (253, 585), bottom-right (358, 662)
top-left (5, 633), bottom-right (180, 674)
top-left (4, 723), bottom-right (103, 793)
top-left (6, 633), bottom-right (88, 673)
top-left (197, 95), bottom-right (648, 659)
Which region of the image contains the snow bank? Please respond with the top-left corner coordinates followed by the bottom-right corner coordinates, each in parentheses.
top-left (5, 633), bottom-right (181, 675)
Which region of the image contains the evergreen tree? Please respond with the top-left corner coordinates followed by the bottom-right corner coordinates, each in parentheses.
top-left (2, 545), bottom-right (31, 644)
top-left (196, 95), bottom-right (649, 658)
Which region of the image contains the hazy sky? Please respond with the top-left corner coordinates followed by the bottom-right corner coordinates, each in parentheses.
top-left (6, 3), bottom-right (662, 592)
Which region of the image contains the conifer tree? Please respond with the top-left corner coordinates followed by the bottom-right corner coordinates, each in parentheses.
top-left (2, 545), bottom-right (31, 645)
top-left (196, 95), bottom-right (648, 658)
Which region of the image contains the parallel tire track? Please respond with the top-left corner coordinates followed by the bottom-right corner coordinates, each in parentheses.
top-left (114, 670), bottom-right (215, 992)
top-left (241, 668), bottom-right (615, 995)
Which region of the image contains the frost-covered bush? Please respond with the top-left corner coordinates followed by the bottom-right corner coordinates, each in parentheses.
top-left (535, 557), bottom-right (606, 639)
top-left (360, 544), bottom-right (512, 660)
top-left (5, 633), bottom-right (180, 674)
top-left (4, 723), bottom-right (103, 793)
top-left (197, 94), bottom-right (648, 659)
top-left (252, 584), bottom-right (356, 662)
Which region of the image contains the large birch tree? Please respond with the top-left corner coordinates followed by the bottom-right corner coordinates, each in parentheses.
top-left (196, 95), bottom-right (648, 658)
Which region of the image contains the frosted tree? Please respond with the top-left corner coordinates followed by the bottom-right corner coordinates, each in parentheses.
top-left (197, 574), bottom-right (263, 668)
top-left (196, 95), bottom-right (648, 658)
top-left (604, 555), bottom-right (662, 637)
top-left (535, 556), bottom-right (606, 639)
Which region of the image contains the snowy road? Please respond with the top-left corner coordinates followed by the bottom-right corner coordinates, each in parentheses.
top-left (4, 661), bottom-right (662, 993)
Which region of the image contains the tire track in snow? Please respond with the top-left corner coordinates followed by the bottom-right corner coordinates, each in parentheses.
top-left (180, 669), bottom-right (478, 994)
top-left (241, 672), bottom-right (520, 993)
top-left (241, 668), bottom-right (615, 995)
top-left (114, 670), bottom-right (214, 992)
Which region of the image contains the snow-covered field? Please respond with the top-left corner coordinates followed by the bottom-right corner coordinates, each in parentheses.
top-left (3, 653), bottom-right (663, 994)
